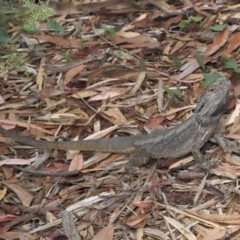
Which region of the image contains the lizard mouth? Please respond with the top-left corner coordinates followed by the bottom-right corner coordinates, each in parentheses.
top-left (209, 101), bottom-right (228, 117)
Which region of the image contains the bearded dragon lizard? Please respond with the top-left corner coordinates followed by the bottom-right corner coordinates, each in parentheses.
top-left (0, 78), bottom-right (236, 174)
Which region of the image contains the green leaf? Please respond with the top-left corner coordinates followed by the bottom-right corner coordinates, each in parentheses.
top-left (47, 20), bottom-right (64, 32)
top-left (177, 16), bottom-right (202, 29)
top-left (210, 23), bottom-right (227, 32)
top-left (222, 56), bottom-right (240, 73)
top-left (201, 72), bottom-right (222, 88)
top-left (171, 55), bottom-right (182, 68)
top-left (62, 53), bottom-right (73, 63)
top-left (178, 20), bottom-right (188, 29)
top-left (221, 55), bottom-right (232, 62)
top-left (225, 60), bottom-right (240, 73)
top-left (195, 51), bottom-right (205, 71)
top-left (102, 25), bottom-right (116, 37)
top-left (107, 28), bottom-right (116, 37)
top-left (0, 29), bottom-right (11, 43)
top-left (189, 16), bottom-right (202, 23)
top-left (22, 23), bottom-right (38, 33)
top-left (139, 58), bottom-right (144, 71)
top-left (163, 86), bottom-right (183, 98)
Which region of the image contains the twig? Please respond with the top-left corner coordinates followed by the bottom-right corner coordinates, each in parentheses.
top-left (12, 166), bottom-right (78, 177)
top-left (147, 0), bottom-right (193, 17)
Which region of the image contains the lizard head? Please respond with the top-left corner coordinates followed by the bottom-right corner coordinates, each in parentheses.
top-left (195, 77), bottom-right (231, 118)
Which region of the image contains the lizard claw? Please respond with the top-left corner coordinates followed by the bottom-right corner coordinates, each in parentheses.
top-left (195, 160), bottom-right (220, 172)
top-left (208, 159), bottom-right (221, 168)
top-left (194, 155), bottom-right (220, 170)
top-left (125, 165), bottom-right (140, 179)
top-left (223, 144), bottom-right (240, 154)
top-left (125, 152), bottom-right (149, 176)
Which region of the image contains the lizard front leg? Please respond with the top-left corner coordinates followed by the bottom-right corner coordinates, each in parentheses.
top-left (125, 147), bottom-right (150, 175)
top-left (193, 132), bottom-right (240, 169)
top-left (213, 132), bottom-right (240, 154)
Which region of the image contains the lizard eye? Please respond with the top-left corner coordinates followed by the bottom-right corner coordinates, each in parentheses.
top-left (208, 85), bottom-right (217, 92)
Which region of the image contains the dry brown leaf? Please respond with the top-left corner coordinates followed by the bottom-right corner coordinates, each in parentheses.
top-left (204, 26), bottom-right (230, 56)
top-left (43, 89), bottom-right (98, 111)
top-left (164, 15), bottom-right (182, 30)
top-left (176, 58), bottom-right (201, 81)
top-left (110, 35), bottom-right (152, 45)
top-left (102, 108), bottom-right (127, 125)
top-left (77, 0), bottom-right (122, 12)
top-left (89, 87), bottom-right (128, 101)
top-left (0, 232), bottom-right (36, 240)
top-left (0, 95), bottom-right (5, 104)
top-left (163, 104), bottom-right (195, 116)
top-left (59, 188), bottom-right (69, 201)
top-left (191, 31), bottom-right (216, 42)
top-left (45, 211), bottom-right (57, 223)
top-left (130, 71), bottom-right (146, 94)
top-left (163, 215), bottom-right (197, 240)
top-left (225, 134), bottom-right (240, 140)
top-left (0, 102), bottom-right (28, 111)
top-left (170, 40), bottom-right (185, 55)
top-left (0, 159), bottom-right (31, 167)
top-left (210, 163), bottom-right (240, 179)
top-left (115, 31), bottom-right (140, 38)
top-left (50, 1), bottom-right (83, 15)
top-left (92, 225), bottom-right (114, 240)
top-left (202, 228), bottom-right (227, 240)
top-left (126, 213), bottom-right (150, 228)
top-left (119, 13), bottom-right (147, 32)
top-left (0, 120), bottom-right (53, 135)
top-left (227, 115), bottom-right (240, 135)
top-left (144, 228), bottom-right (170, 240)
top-left (226, 99), bottom-right (240, 125)
top-left (5, 184), bottom-right (33, 207)
top-left (132, 201), bottom-right (154, 209)
top-left (0, 186), bottom-right (7, 201)
top-left (136, 228), bottom-right (144, 240)
top-left (120, 42), bottom-right (160, 49)
top-left (169, 156), bottom-right (194, 170)
top-left (81, 153), bottom-right (112, 172)
top-left (188, 209), bottom-right (240, 224)
top-left (33, 35), bottom-right (82, 48)
top-left (71, 89), bottom-right (97, 99)
top-left (36, 57), bottom-right (46, 91)
top-left (40, 87), bottom-right (64, 98)
top-left (226, 32), bottom-right (240, 53)
top-left (234, 85), bottom-right (240, 98)
top-left (88, 64), bottom-right (125, 85)
top-left (68, 154), bottom-right (84, 172)
top-left (64, 64), bottom-right (84, 85)
top-left (144, 116), bottom-right (165, 131)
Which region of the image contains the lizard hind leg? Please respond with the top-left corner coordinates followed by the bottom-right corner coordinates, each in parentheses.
top-left (125, 147), bottom-right (150, 176)
top-left (191, 148), bottom-right (210, 170)
top-left (191, 148), bottom-right (219, 170)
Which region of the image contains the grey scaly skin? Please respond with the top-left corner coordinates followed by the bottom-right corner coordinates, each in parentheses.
top-left (0, 78), bottom-right (237, 174)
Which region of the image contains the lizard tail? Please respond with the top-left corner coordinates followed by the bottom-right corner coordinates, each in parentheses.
top-left (0, 126), bottom-right (135, 153)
